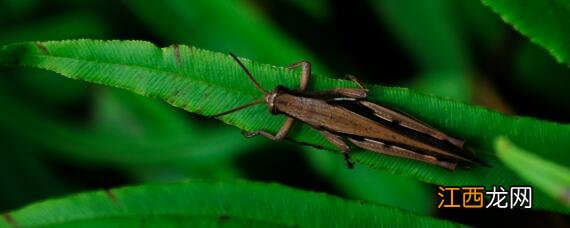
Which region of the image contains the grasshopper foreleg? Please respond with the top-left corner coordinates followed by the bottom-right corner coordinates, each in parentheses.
top-left (287, 60), bottom-right (311, 91)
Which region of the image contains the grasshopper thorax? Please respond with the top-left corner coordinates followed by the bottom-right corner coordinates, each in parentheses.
top-left (266, 86), bottom-right (287, 114)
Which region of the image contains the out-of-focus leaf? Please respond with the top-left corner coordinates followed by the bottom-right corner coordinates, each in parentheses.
top-left (306, 148), bottom-right (432, 215)
top-left (0, 12), bottom-right (109, 45)
top-left (514, 42), bottom-right (570, 109)
top-left (90, 88), bottom-right (253, 180)
top-left (0, 89), bottom-right (258, 169)
top-left (370, 0), bottom-right (469, 71)
top-left (481, 0), bottom-right (570, 65)
top-left (14, 68), bottom-right (89, 104)
top-left (0, 0), bottom-right (38, 20)
top-left (1, 40), bottom-right (569, 213)
top-left (0, 141), bottom-right (72, 211)
top-left (92, 88), bottom-right (189, 139)
top-left (495, 137), bottom-right (570, 206)
top-left (0, 85), bottom-right (74, 209)
top-left (368, 0), bottom-right (470, 100)
top-left (0, 180), bottom-right (464, 227)
top-left (453, 0), bottom-right (506, 52)
top-left (283, 0), bottom-right (331, 19)
top-left (124, 0), bottom-right (329, 75)
top-left (408, 71), bottom-right (470, 100)
top-left (10, 72), bottom-right (238, 182)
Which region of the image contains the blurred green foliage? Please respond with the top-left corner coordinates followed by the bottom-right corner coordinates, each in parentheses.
top-left (0, 0), bottom-right (569, 227)
top-left (370, 0), bottom-right (471, 101)
top-left (0, 180), bottom-right (463, 227)
top-left (481, 0), bottom-right (570, 65)
top-left (495, 137), bottom-right (570, 207)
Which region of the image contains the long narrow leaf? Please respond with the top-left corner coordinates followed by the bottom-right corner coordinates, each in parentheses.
top-left (0, 40), bottom-right (569, 213)
top-left (495, 137), bottom-right (570, 206)
top-left (0, 180), bottom-right (462, 227)
top-left (480, 0), bottom-right (570, 65)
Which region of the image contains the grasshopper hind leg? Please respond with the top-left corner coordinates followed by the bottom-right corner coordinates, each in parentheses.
top-left (347, 138), bottom-right (458, 171)
top-left (320, 88), bottom-right (368, 99)
top-left (320, 130), bottom-right (355, 169)
top-left (287, 60), bottom-right (311, 91)
top-left (286, 61), bottom-right (368, 100)
top-left (316, 74), bottom-right (369, 100)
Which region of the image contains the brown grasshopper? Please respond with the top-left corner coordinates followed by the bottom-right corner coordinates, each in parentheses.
top-left (212, 53), bottom-right (487, 170)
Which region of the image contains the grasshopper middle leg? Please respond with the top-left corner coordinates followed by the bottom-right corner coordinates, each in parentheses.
top-left (320, 130), bottom-right (355, 169)
top-left (287, 60), bottom-right (311, 92)
top-left (313, 74), bottom-right (369, 99)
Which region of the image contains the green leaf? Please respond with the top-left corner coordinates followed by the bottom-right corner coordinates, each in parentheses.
top-left (0, 180), bottom-right (463, 227)
top-left (480, 0), bottom-right (570, 65)
top-left (495, 137), bottom-right (570, 206)
top-left (1, 40), bottom-right (569, 214)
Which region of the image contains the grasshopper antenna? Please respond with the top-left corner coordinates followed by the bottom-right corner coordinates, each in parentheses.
top-left (210, 99), bottom-right (266, 117)
top-left (229, 53), bottom-right (269, 95)
top-left (210, 53), bottom-right (270, 117)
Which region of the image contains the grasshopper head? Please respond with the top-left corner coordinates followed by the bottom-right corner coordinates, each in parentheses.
top-left (265, 86), bottom-right (287, 114)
